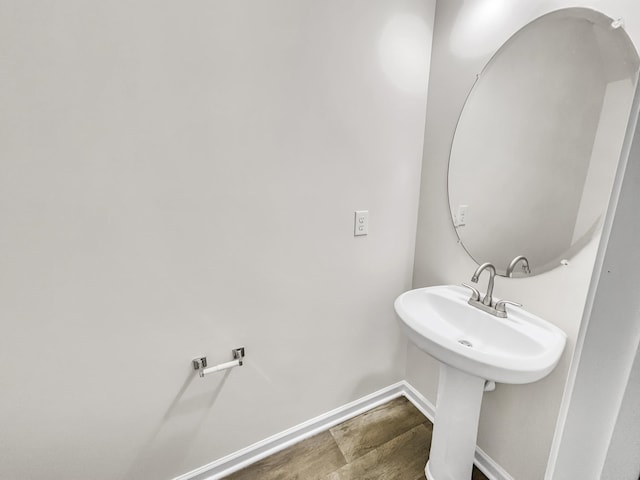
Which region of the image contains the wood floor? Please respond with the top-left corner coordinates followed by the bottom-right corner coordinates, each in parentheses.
top-left (223, 396), bottom-right (489, 480)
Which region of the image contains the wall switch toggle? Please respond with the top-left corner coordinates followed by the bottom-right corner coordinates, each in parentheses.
top-left (354, 210), bottom-right (369, 236)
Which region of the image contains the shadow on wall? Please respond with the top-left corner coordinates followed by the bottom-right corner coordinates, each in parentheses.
top-left (124, 368), bottom-right (232, 479)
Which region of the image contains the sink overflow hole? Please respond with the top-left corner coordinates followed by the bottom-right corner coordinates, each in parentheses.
top-left (458, 339), bottom-right (473, 347)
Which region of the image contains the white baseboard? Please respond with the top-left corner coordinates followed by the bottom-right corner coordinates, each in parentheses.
top-left (175, 381), bottom-right (513, 480)
top-left (474, 446), bottom-right (515, 480)
top-left (175, 382), bottom-right (407, 480)
top-left (401, 380), bottom-right (436, 421)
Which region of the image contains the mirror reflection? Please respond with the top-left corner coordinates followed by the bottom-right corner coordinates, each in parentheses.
top-left (448, 8), bottom-right (639, 276)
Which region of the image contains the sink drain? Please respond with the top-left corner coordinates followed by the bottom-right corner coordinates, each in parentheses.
top-left (458, 339), bottom-right (473, 347)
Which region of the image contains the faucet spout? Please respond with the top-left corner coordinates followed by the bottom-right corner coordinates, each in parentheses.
top-left (471, 262), bottom-right (496, 306)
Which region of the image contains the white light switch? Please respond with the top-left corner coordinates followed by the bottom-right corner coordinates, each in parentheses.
top-left (354, 210), bottom-right (369, 236)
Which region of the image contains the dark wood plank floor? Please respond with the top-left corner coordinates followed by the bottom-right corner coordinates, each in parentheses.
top-left (223, 396), bottom-right (489, 480)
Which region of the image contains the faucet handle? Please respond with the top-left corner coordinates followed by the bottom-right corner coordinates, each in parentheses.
top-left (495, 299), bottom-right (522, 314)
top-left (462, 283), bottom-right (481, 302)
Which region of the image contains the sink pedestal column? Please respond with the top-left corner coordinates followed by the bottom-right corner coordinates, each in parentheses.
top-left (426, 363), bottom-right (486, 480)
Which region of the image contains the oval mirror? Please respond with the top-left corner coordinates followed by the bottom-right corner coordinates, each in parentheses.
top-left (448, 8), bottom-right (639, 276)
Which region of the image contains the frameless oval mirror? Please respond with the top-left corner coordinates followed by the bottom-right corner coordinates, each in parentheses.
top-left (448, 8), bottom-right (639, 276)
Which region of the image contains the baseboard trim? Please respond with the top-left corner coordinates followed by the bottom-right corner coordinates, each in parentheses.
top-left (175, 382), bottom-right (407, 480)
top-left (175, 380), bottom-right (513, 480)
top-left (401, 380), bottom-right (436, 421)
top-left (474, 446), bottom-right (515, 480)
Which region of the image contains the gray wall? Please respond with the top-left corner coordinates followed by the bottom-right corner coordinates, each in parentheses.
top-left (0, 1), bottom-right (435, 479)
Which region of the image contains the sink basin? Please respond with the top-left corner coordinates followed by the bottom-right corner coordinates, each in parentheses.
top-left (394, 285), bottom-right (567, 384)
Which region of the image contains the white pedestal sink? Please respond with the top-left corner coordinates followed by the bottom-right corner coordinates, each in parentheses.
top-left (394, 285), bottom-right (567, 480)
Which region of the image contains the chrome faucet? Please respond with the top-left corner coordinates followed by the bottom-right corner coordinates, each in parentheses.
top-left (462, 262), bottom-right (522, 318)
top-left (506, 255), bottom-right (531, 277)
top-left (471, 262), bottom-right (496, 306)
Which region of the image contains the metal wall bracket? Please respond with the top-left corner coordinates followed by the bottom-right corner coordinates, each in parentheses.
top-left (192, 357), bottom-right (208, 370)
top-left (193, 347), bottom-right (245, 378)
top-left (232, 347), bottom-right (245, 366)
